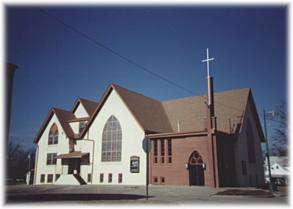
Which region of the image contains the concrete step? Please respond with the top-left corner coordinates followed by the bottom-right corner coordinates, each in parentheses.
top-left (55, 174), bottom-right (86, 185)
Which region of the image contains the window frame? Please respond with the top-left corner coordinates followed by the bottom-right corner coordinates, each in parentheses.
top-left (100, 173), bottom-right (104, 183)
top-left (79, 121), bottom-right (87, 133)
top-left (108, 173), bottom-right (112, 183)
top-left (40, 174), bottom-right (45, 183)
top-left (47, 174), bottom-right (53, 183)
top-left (47, 153), bottom-right (57, 165)
top-left (118, 173), bottom-right (122, 183)
top-left (87, 174), bottom-right (92, 183)
top-left (101, 116), bottom-right (122, 162)
top-left (160, 139), bottom-right (165, 163)
top-left (48, 124), bottom-right (58, 145)
top-left (167, 139), bottom-right (172, 163)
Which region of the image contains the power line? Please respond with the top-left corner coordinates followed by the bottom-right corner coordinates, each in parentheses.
top-left (38, 8), bottom-right (194, 95)
top-left (38, 8), bottom-right (244, 113)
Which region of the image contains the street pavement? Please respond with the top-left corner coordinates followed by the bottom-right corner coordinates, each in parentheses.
top-left (5, 184), bottom-right (288, 205)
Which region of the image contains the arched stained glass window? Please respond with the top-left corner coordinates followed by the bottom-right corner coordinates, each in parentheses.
top-left (48, 123), bottom-right (58, 145)
top-left (101, 116), bottom-right (122, 161)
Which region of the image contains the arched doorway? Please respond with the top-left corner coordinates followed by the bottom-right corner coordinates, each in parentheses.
top-left (188, 151), bottom-right (205, 186)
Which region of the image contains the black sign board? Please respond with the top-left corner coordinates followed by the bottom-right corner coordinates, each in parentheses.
top-left (130, 156), bottom-right (140, 173)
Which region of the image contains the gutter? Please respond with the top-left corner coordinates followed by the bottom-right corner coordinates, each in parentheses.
top-left (146, 130), bottom-right (208, 139)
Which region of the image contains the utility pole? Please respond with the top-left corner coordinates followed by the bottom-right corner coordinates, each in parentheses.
top-left (263, 109), bottom-right (273, 192)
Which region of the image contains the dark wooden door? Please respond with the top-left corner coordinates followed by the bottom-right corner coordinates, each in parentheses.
top-left (189, 164), bottom-right (204, 186)
top-left (188, 151), bottom-right (204, 186)
top-left (68, 159), bottom-right (80, 174)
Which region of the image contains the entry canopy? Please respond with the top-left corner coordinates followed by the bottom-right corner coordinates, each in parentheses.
top-left (57, 151), bottom-right (89, 159)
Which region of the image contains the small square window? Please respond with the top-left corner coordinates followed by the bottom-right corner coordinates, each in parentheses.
top-left (47, 174), bottom-right (53, 183)
top-left (100, 173), bottom-right (104, 183)
top-left (108, 173), bottom-right (112, 183)
top-left (88, 174), bottom-right (92, 183)
top-left (118, 173), bottom-right (122, 183)
top-left (40, 174), bottom-right (45, 183)
top-left (154, 177), bottom-right (158, 184)
top-left (161, 177), bottom-right (165, 184)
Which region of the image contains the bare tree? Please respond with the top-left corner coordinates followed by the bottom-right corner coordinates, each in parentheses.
top-left (6, 141), bottom-right (35, 183)
top-left (270, 101), bottom-right (288, 156)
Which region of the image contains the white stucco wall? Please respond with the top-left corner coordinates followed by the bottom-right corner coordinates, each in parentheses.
top-left (35, 89), bottom-right (147, 185)
top-left (35, 114), bottom-right (70, 184)
top-left (69, 121), bottom-right (80, 134)
top-left (75, 139), bottom-right (94, 183)
top-left (74, 103), bottom-right (89, 118)
top-left (84, 89), bottom-right (147, 185)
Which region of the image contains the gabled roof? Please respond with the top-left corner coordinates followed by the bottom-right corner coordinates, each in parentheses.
top-left (72, 97), bottom-right (99, 116)
top-left (162, 88), bottom-right (250, 134)
top-left (78, 84), bottom-right (263, 141)
top-left (34, 83), bottom-right (264, 144)
top-left (113, 84), bottom-right (173, 133)
top-left (33, 108), bottom-right (76, 143)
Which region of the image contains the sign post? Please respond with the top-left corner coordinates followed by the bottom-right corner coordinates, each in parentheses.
top-left (142, 137), bottom-right (151, 200)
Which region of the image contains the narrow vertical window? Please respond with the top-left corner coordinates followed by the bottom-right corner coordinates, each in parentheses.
top-left (153, 177), bottom-right (158, 184)
top-left (48, 124), bottom-right (58, 145)
top-left (118, 173), bottom-right (122, 183)
top-left (161, 177), bottom-right (165, 184)
top-left (47, 174), bottom-right (53, 183)
top-left (40, 174), bottom-right (45, 183)
top-left (87, 174), bottom-right (92, 183)
top-left (153, 140), bottom-right (158, 163)
top-left (100, 173), bottom-right (104, 183)
top-left (108, 173), bottom-right (112, 183)
top-left (160, 139), bottom-right (165, 163)
top-left (167, 139), bottom-right (172, 163)
top-left (79, 121), bottom-right (87, 133)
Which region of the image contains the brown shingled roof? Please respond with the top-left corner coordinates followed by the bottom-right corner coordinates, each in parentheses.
top-left (113, 84), bottom-right (173, 133)
top-left (78, 84), bottom-right (259, 140)
top-left (34, 108), bottom-right (76, 143)
top-left (72, 97), bottom-right (99, 116)
top-left (35, 83), bottom-right (264, 144)
top-left (162, 88), bottom-right (250, 134)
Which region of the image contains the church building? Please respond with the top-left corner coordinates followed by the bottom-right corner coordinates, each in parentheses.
top-left (33, 54), bottom-right (265, 187)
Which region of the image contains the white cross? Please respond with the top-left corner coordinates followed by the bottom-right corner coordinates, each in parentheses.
top-left (201, 48), bottom-right (215, 77)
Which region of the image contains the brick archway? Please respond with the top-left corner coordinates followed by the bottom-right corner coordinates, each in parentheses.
top-left (188, 151), bottom-right (205, 186)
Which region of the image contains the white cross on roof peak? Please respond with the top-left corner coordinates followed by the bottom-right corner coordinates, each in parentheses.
top-left (201, 48), bottom-right (215, 77)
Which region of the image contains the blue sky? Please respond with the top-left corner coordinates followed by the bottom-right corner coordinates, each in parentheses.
top-left (7, 6), bottom-right (287, 150)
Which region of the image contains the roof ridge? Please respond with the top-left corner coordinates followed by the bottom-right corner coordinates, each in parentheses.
top-left (78, 97), bottom-right (99, 104)
top-left (162, 88), bottom-right (251, 103)
top-left (112, 83), bottom-right (161, 103)
top-left (52, 107), bottom-right (72, 113)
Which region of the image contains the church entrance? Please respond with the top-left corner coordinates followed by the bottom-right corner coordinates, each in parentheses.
top-left (68, 158), bottom-right (81, 175)
top-left (188, 151), bottom-right (205, 186)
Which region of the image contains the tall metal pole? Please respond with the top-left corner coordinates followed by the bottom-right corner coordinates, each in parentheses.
top-left (263, 109), bottom-right (273, 191)
top-left (146, 150), bottom-right (149, 200)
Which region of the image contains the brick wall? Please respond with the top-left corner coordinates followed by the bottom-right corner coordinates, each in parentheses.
top-left (149, 136), bottom-right (216, 187)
